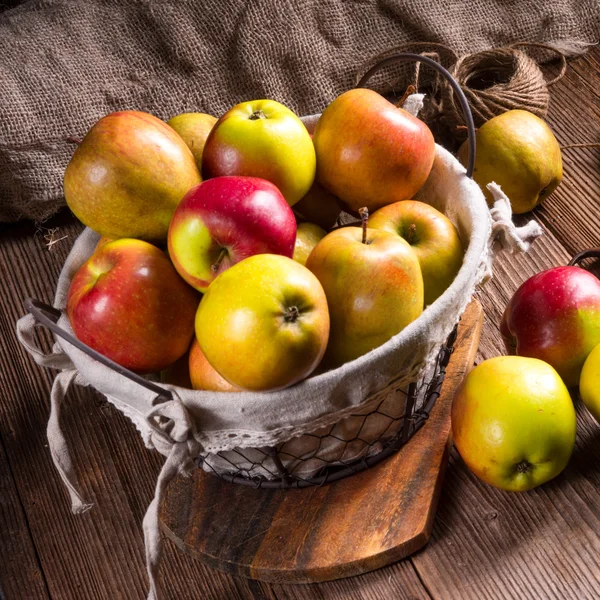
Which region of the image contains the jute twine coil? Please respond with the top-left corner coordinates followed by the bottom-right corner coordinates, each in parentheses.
top-left (357, 42), bottom-right (568, 143)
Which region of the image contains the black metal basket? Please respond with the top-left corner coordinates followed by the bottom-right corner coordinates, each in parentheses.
top-left (24, 52), bottom-right (477, 491)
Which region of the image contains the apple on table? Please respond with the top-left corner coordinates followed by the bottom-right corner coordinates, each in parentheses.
top-left (67, 239), bottom-right (199, 374)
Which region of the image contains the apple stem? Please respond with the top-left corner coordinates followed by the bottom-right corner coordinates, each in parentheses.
top-left (249, 110), bottom-right (267, 121)
top-left (284, 306), bottom-right (300, 323)
top-left (358, 207), bottom-right (369, 244)
top-left (407, 223), bottom-right (417, 244)
top-left (211, 248), bottom-right (228, 273)
top-left (395, 84), bottom-right (416, 108)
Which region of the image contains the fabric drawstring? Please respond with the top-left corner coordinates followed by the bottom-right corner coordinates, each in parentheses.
top-left (48, 369), bottom-right (93, 514)
top-left (484, 181), bottom-right (544, 279)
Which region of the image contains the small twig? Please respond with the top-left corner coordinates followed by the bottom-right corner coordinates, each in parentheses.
top-left (42, 227), bottom-right (68, 251)
top-left (66, 136), bottom-right (82, 145)
top-left (396, 84), bottom-right (416, 108)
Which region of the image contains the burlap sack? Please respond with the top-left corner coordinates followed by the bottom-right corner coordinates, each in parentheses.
top-left (1, 0), bottom-right (599, 223)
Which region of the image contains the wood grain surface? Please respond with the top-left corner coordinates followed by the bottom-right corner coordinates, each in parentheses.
top-left (159, 301), bottom-right (482, 583)
top-left (0, 48), bottom-right (599, 600)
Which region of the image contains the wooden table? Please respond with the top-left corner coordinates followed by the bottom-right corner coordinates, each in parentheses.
top-left (1, 49), bottom-right (598, 600)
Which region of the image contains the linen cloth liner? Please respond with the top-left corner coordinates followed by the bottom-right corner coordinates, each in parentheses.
top-left (16, 111), bottom-right (543, 598)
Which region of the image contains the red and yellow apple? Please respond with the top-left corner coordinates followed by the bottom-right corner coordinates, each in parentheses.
top-left (452, 356), bottom-right (576, 492)
top-left (202, 99), bottom-right (315, 206)
top-left (168, 176), bottom-right (297, 292)
top-left (313, 89), bottom-right (435, 214)
top-left (293, 222), bottom-right (327, 266)
top-left (67, 239), bottom-right (199, 373)
top-left (501, 266), bottom-right (600, 387)
top-left (369, 200), bottom-right (463, 306)
top-left (64, 111), bottom-right (201, 242)
top-left (167, 112), bottom-right (217, 170)
top-left (306, 215), bottom-right (424, 368)
top-left (195, 254), bottom-right (329, 391)
top-left (189, 339), bottom-right (239, 392)
top-left (293, 180), bottom-right (341, 230)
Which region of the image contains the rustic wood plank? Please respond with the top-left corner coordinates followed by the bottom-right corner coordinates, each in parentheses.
top-left (0, 215), bottom-right (268, 600)
top-left (0, 434), bottom-right (50, 600)
top-left (159, 301), bottom-right (482, 586)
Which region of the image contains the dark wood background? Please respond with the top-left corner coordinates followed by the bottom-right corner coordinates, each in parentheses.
top-left (0, 47), bottom-right (599, 600)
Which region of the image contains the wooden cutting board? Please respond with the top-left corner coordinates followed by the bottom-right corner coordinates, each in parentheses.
top-left (159, 299), bottom-right (483, 583)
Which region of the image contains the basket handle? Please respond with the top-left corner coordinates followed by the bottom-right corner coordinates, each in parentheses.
top-left (356, 52), bottom-right (476, 178)
top-left (568, 247), bottom-right (600, 268)
top-left (23, 298), bottom-right (173, 403)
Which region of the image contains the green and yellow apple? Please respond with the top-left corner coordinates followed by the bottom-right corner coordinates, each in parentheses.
top-left (306, 213), bottom-right (424, 368)
top-left (167, 112), bottom-right (217, 170)
top-left (189, 339), bottom-right (239, 392)
top-left (452, 356), bottom-right (576, 492)
top-left (313, 88), bottom-right (435, 214)
top-left (202, 99), bottom-right (315, 206)
top-left (293, 222), bottom-right (327, 266)
top-left (458, 109), bottom-right (562, 214)
top-left (370, 200), bottom-right (463, 306)
top-left (195, 254), bottom-right (329, 391)
top-left (67, 239), bottom-right (199, 374)
top-left (580, 343), bottom-right (600, 423)
top-left (64, 111), bottom-right (201, 242)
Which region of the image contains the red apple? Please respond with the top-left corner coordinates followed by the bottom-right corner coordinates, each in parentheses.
top-left (313, 88), bottom-right (435, 215)
top-left (189, 339), bottom-right (239, 392)
top-left (501, 266), bottom-right (600, 387)
top-left (306, 211), bottom-right (424, 368)
top-left (202, 99), bottom-right (316, 206)
top-left (67, 239), bottom-right (199, 374)
top-left (168, 176), bottom-right (297, 292)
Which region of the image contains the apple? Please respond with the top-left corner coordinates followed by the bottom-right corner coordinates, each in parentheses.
top-left (501, 266), bottom-right (600, 387)
top-left (67, 239), bottom-right (199, 374)
top-left (195, 254), bottom-right (329, 391)
top-left (458, 110), bottom-right (563, 214)
top-left (189, 339), bottom-right (239, 392)
top-left (305, 209), bottom-right (423, 368)
top-left (167, 112), bottom-right (218, 171)
top-left (168, 176), bottom-right (297, 292)
top-left (64, 111), bottom-right (201, 242)
top-left (293, 222), bottom-right (327, 266)
top-left (312, 88), bottom-right (435, 214)
top-left (580, 343), bottom-right (600, 423)
top-left (369, 200), bottom-right (464, 306)
top-left (293, 180), bottom-right (341, 230)
top-left (452, 356), bottom-right (576, 492)
top-left (202, 99), bottom-right (315, 206)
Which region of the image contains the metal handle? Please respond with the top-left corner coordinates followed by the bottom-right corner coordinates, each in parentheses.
top-left (23, 298), bottom-right (173, 403)
top-left (568, 247), bottom-right (600, 268)
top-left (356, 52), bottom-right (477, 178)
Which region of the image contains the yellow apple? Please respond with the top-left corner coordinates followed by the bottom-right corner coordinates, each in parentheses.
top-left (293, 222), bottom-right (327, 266)
top-left (580, 343), bottom-right (600, 423)
top-left (167, 112), bottom-right (217, 171)
top-left (458, 110), bottom-right (562, 214)
top-left (452, 356), bottom-right (576, 492)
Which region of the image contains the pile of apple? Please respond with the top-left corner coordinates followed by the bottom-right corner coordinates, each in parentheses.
top-left (64, 89), bottom-right (465, 392)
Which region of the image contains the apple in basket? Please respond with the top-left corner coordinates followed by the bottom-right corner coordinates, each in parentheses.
top-left (312, 88), bottom-right (435, 215)
top-left (195, 254), bottom-right (330, 391)
top-left (369, 200), bottom-right (464, 306)
top-left (293, 222), bottom-right (327, 267)
top-left (202, 99), bottom-right (316, 206)
top-left (500, 265), bottom-right (600, 387)
top-left (64, 111), bottom-right (201, 243)
top-left (306, 208), bottom-right (424, 368)
top-left (189, 339), bottom-right (239, 392)
top-left (168, 176), bottom-right (297, 292)
top-left (67, 239), bottom-right (199, 374)
top-left (167, 112), bottom-right (218, 171)
top-left (293, 179), bottom-right (341, 231)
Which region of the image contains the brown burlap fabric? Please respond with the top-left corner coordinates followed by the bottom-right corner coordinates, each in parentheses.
top-left (1, 0), bottom-right (598, 223)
